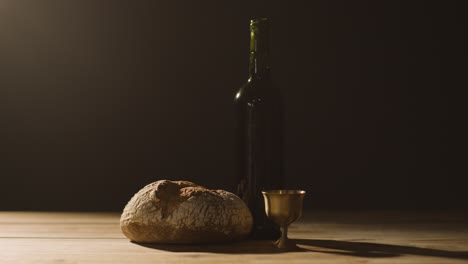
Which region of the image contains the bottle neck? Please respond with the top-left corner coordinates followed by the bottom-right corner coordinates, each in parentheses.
top-left (249, 18), bottom-right (271, 78)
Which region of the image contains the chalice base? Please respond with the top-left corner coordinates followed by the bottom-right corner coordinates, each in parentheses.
top-left (274, 238), bottom-right (299, 250)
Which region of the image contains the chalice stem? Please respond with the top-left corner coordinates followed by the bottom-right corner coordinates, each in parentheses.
top-left (274, 225), bottom-right (291, 248)
top-left (281, 226), bottom-right (288, 241)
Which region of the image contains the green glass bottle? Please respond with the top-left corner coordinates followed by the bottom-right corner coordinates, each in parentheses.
top-left (235, 18), bottom-right (283, 239)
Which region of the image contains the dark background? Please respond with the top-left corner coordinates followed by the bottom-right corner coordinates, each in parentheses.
top-left (0, 0), bottom-right (465, 211)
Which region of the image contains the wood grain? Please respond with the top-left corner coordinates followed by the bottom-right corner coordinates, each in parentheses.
top-left (1, 211), bottom-right (467, 264)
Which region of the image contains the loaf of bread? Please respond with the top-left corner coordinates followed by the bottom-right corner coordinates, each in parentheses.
top-left (120, 180), bottom-right (253, 243)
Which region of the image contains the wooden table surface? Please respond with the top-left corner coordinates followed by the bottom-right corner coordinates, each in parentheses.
top-left (1, 211), bottom-right (468, 264)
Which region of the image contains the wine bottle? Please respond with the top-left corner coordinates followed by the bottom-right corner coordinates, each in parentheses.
top-left (235, 18), bottom-right (283, 239)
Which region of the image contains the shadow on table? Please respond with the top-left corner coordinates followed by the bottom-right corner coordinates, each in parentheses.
top-left (135, 239), bottom-right (468, 259)
top-left (134, 240), bottom-right (286, 254)
top-left (295, 239), bottom-right (468, 260)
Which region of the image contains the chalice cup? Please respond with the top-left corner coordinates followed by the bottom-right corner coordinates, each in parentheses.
top-left (262, 190), bottom-right (306, 249)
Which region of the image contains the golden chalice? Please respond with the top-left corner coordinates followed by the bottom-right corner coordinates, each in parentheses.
top-left (262, 190), bottom-right (306, 249)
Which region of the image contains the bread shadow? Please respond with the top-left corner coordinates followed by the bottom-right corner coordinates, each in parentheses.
top-left (134, 239), bottom-right (468, 259)
top-left (133, 240), bottom-right (289, 254)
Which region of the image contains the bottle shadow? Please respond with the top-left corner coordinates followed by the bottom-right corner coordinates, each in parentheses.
top-left (134, 239), bottom-right (468, 259)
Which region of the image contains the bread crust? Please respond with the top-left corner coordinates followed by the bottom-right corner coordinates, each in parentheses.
top-left (120, 180), bottom-right (253, 243)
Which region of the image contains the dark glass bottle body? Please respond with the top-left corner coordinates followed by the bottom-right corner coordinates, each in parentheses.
top-left (235, 18), bottom-right (283, 239)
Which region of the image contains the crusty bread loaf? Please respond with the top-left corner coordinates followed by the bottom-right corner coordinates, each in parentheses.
top-left (120, 180), bottom-right (253, 243)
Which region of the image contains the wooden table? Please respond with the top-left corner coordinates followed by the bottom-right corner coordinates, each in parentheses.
top-left (1, 211), bottom-right (468, 263)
